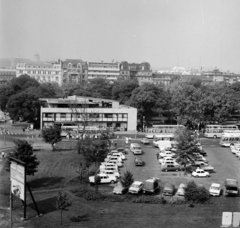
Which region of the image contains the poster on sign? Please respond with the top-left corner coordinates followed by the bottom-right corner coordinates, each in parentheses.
top-left (10, 161), bottom-right (26, 201)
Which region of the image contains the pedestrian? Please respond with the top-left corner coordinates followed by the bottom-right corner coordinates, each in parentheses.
top-left (2, 151), bottom-right (5, 159)
top-left (156, 152), bottom-right (159, 160)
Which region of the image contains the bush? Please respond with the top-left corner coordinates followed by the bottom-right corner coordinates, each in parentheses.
top-left (120, 170), bottom-right (134, 189)
top-left (132, 196), bottom-right (167, 204)
top-left (185, 181), bottom-right (210, 204)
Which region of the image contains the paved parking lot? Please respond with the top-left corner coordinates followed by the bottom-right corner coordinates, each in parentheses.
top-left (117, 138), bottom-right (240, 190)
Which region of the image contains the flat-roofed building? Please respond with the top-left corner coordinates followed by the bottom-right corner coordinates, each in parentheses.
top-left (16, 61), bottom-right (62, 85)
top-left (87, 62), bottom-right (120, 80)
top-left (40, 95), bottom-right (137, 131)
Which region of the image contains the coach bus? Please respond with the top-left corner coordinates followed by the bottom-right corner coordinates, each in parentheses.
top-left (204, 125), bottom-right (238, 138)
top-left (219, 130), bottom-right (240, 147)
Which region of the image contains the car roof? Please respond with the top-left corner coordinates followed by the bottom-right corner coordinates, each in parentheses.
top-left (133, 181), bottom-right (143, 185)
top-left (195, 169), bottom-right (205, 171)
top-left (211, 183), bottom-right (220, 187)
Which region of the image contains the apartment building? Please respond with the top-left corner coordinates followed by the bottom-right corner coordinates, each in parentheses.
top-left (40, 95), bottom-right (137, 131)
top-left (0, 68), bottom-right (16, 85)
top-left (87, 62), bottom-right (120, 80)
top-left (62, 59), bottom-right (88, 84)
top-left (16, 61), bottom-right (62, 85)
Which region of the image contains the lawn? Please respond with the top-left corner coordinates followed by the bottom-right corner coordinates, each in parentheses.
top-left (1, 144), bottom-right (240, 228)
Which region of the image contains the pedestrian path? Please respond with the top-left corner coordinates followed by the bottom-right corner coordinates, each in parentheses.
top-left (0, 131), bottom-right (21, 135)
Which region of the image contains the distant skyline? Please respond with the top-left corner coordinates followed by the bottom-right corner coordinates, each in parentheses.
top-left (1, 0), bottom-right (240, 72)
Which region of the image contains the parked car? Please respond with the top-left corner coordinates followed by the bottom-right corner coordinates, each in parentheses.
top-left (113, 182), bottom-right (128, 194)
top-left (89, 174), bottom-right (117, 184)
top-left (176, 183), bottom-right (186, 196)
top-left (193, 161), bottom-right (208, 166)
top-left (112, 152), bottom-right (126, 160)
top-left (134, 157), bottom-right (144, 166)
top-left (106, 160), bottom-right (123, 167)
top-left (230, 145), bottom-right (240, 154)
top-left (209, 183), bottom-right (221, 196)
top-left (192, 168), bottom-right (210, 178)
top-left (99, 165), bottom-right (118, 172)
top-left (161, 164), bottom-right (180, 172)
top-left (224, 179), bottom-right (239, 196)
top-left (159, 151), bottom-right (176, 158)
top-left (159, 157), bottom-right (175, 165)
top-left (108, 156), bottom-right (122, 162)
top-left (143, 177), bottom-right (160, 194)
top-left (145, 134), bottom-right (154, 139)
top-left (199, 165), bottom-right (214, 172)
top-left (99, 170), bottom-right (120, 178)
top-left (162, 183), bottom-right (175, 196)
top-left (140, 138), bottom-right (150, 144)
top-left (129, 181), bottom-right (143, 194)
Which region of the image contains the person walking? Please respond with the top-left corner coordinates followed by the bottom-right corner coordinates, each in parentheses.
top-left (156, 152), bottom-right (159, 160)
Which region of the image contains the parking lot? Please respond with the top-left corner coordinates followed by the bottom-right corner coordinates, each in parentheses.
top-left (116, 137), bottom-right (240, 191)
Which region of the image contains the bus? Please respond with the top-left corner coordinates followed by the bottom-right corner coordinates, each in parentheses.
top-left (219, 130), bottom-right (240, 147)
top-left (204, 125), bottom-right (238, 138)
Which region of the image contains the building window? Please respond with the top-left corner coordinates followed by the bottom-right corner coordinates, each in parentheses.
top-left (60, 113), bottom-right (66, 118)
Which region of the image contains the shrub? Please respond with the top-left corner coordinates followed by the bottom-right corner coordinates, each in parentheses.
top-left (185, 181), bottom-right (210, 204)
top-left (132, 196), bottom-right (167, 204)
top-left (120, 170), bottom-right (134, 189)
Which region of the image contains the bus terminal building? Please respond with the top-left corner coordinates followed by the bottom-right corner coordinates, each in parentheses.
top-left (39, 96), bottom-right (137, 131)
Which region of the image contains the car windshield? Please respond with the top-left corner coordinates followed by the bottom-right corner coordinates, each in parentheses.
top-left (227, 186), bottom-right (238, 191)
top-left (131, 183), bottom-right (141, 188)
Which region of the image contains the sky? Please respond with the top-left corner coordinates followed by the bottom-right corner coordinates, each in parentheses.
top-left (1, 0), bottom-right (240, 72)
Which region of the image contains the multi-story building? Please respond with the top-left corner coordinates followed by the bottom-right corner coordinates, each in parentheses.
top-left (16, 61), bottom-right (62, 85)
top-left (39, 96), bottom-right (137, 131)
top-left (62, 59), bottom-right (88, 84)
top-left (0, 68), bottom-right (16, 85)
top-left (87, 62), bottom-right (120, 80)
top-left (119, 62), bottom-right (152, 85)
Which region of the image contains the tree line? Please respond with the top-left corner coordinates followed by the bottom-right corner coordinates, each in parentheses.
top-left (1, 74), bottom-right (240, 129)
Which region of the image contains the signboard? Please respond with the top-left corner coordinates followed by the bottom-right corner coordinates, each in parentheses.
top-left (10, 161), bottom-right (26, 201)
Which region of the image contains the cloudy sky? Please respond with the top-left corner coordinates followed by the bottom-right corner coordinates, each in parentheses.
top-left (1, 0), bottom-right (240, 72)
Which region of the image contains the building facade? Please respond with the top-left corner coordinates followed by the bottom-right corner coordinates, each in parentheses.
top-left (40, 96), bottom-right (137, 131)
top-left (0, 68), bottom-right (16, 85)
top-left (87, 62), bottom-right (120, 80)
top-left (62, 59), bottom-right (88, 84)
top-left (16, 61), bottom-right (62, 85)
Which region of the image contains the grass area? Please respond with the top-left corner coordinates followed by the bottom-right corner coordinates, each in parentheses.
top-left (1, 144), bottom-right (240, 228)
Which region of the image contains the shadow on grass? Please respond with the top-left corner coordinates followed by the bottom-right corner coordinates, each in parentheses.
top-left (28, 196), bottom-right (57, 214)
top-left (69, 214), bottom-right (90, 222)
top-left (28, 177), bottom-right (65, 189)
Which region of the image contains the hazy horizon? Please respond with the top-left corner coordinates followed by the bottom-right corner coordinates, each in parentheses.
top-left (1, 0), bottom-right (240, 72)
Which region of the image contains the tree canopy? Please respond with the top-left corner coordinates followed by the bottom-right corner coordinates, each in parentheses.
top-left (42, 126), bottom-right (62, 150)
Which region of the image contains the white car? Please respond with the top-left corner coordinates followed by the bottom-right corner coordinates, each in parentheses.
top-left (99, 170), bottom-right (120, 178)
top-left (140, 138), bottom-right (150, 144)
top-left (235, 152), bottom-right (240, 158)
top-left (89, 174), bottom-right (117, 184)
top-left (145, 134), bottom-right (154, 139)
top-left (108, 156), bottom-right (123, 162)
top-left (128, 181), bottom-right (143, 194)
top-left (209, 183), bottom-right (221, 196)
top-left (159, 157), bottom-right (175, 164)
top-left (192, 168), bottom-right (210, 178)
top-left (159, 151), bottom-right (176, 158)
top-left (230, 145), bottom-right (240, 154)
top-left (112, 152), bottom-right (126, 160)
top-left (99, 165), bottom-right (118, 172)
top-left (176, 183), bottom-right (186, 196)
top-left (107, 160), bottom-right (123, 167)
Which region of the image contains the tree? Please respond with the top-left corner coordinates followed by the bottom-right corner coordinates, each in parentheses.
top-left (112, 78), bottom-right (139, 104)
top-left (6, 140), bottom-right (40, 176)
top-left (120, 170), bottom-right (134, 189)
top-left (7, 90), bottom-right (41, 122)
top-left (42, 126), bottom-right (62, 151)
top-left (54, 191), bottom-right (70, 225)
top-left (127, 83), bottom-right (168, 129)
top-left (174, 128), bottom-right (200, 174)
top-left (94, 175), bottom-right (101, 193)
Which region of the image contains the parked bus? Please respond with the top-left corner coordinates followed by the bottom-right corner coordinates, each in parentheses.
top-left (148, 125), bottom-right (184, 133)
top-left (219, 130), bottom-right (240, 147)
top-left (204, 125), bottom-right (238, 138)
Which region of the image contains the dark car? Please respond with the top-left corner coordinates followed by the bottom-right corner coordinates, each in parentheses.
top-left (162, 183), bottom-right (175, 196)
top-left (134, 157), bottom-right (144, 166)
top-left (143, 177), bottom-right (160, 194)
top-left (161, 164), bottom-right (180, 172)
